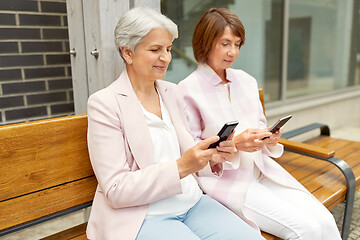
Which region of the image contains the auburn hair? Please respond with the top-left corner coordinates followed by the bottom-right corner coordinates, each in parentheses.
top-left (192, 8), bottom-right (245, 63)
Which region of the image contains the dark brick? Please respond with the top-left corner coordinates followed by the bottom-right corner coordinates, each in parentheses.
top-left (27, 92), bottom-right (67, 105)
top-left (41, 1), bottom-right (67, 13)
top-left (2, 81), bottom-right (46, 94)
top-left (0, 0), bottom-right (38, 11)
top-left (43, 28), bottom-right (68, 39)
top-left (63, 15), bottom-right (68, 26)
top-left (51, 103), bottom-right (74, 114)
top-left (5, 106), bottom-right (47, 121)
top-left (22, 41), bottom-right (63, 53)
top-left (0, 28), bottom-right (41, 40)
top-left (0, 42), bottom-right (18, 53)
top-left (0, 96), bottom-right (24, 108)
top-left (19, 14), bottom-right (61, 26)
top-left (0, 55), bottom-right (43, 67)
top-left (25, 67), bottom-right (65, 79)
top-left (48, 78), bottom-right (72, 90)
top-left (64, 41), bottom-right (69, 51)
top-left (69, 90), bottom-right (73, 100)
top-left (46, 54), bottom-right (70, 65)
top-left (0, 13), bottom-right (16, 25)
top-left (0, 69), bottom-right (22, 81)
top-left (67, 66), bottom-right (72, 76)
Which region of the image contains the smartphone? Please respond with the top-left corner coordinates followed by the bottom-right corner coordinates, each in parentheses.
top-left (261, 115), bottom-right (292, 140)
top-left (208, 121), bottom-right (239, 148)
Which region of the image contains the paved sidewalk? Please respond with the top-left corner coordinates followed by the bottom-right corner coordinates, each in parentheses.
top-left (330, 127), bottom-right (360, 240)
top-left (331, 191), bottom-right (360, 240)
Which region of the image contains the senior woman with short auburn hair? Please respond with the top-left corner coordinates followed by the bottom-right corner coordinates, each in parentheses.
top-left (179, 7), bottom-right (341, 240)
top-left (85, 7), bottom-right (264, 240)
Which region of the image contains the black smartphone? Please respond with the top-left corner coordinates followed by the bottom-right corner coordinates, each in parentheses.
top-left (208, 121), bottom-right (239, 148)
top-left (261, 115), bottom-right (292, 140)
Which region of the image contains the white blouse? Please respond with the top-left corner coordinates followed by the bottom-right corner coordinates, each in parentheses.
top-left (142, 93), bottom-right (202, 217)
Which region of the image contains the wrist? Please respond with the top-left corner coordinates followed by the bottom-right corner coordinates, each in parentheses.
top-left (176, 159), bottom-right (189, 179)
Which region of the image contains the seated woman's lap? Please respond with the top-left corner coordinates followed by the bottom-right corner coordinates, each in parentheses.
top-left (136, 195), bottom-right (264, 240)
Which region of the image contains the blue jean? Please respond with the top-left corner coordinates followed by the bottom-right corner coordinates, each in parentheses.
top-left (136, 195), bottom-right (264, 240)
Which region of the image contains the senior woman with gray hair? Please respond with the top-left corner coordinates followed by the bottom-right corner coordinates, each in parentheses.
top-left (86, 7), bottom-right (264, 240)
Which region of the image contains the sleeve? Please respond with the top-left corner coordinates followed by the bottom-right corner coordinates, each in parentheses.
top-left (223, 151), bottom-right (241, 170)
top-left (87, 92), bottom-right (182, 209)
top-left (179, 82), bottom-right (224, 177)
top-left (179, 85), bottom-right (204, 144)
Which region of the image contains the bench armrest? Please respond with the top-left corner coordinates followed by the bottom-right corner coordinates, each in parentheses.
top-left (278, 138), bottom-right (335, 159)
top-left (282, 123), bottom-right (330, 139)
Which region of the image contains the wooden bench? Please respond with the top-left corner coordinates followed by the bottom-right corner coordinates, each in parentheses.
top-left (0, 114), bottom-right (95, 240)
top-left (1, 92), bottom-right (359, 240)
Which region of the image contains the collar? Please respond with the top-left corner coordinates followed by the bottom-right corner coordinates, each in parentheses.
top-left (197, 64), bottom-right (233, 86)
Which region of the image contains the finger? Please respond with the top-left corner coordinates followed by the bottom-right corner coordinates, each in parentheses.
top-left (273, 130), bottom-right (282, 138)
top-left (253, 139), bottom-right (267, 148)
top-left (212, 154), bottom-right (225, 164)
top-left (197, 136), bottom-right (220, 149)
top-left (226, 130), bottom-right (235, 140)
top-left (202, 148), bottom-right (219, 159)
top-left (216, 146), bottom-right (234, 154)
top-left (252, 145), bottom-right (262, 151)
top-left (252, 131), bottom-right (272, 140)
top-left (218, 139), bottom-right (234, 148)
top-left (248, 128), bottom-right (266, 134)
top-left (213, 153), bottom-right (234, 162)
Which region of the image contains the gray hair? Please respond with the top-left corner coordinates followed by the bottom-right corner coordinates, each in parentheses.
top-left (114, 7), bottom-right (178, 55)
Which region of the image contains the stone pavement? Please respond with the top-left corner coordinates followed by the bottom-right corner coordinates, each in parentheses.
top-left (331, 191), bottom-right (360, 240)
top-left (330, 127), bottom-right (360, 240)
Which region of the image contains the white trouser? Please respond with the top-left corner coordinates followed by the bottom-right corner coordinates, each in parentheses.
top-left (242, 166), bottom-right (342, 240)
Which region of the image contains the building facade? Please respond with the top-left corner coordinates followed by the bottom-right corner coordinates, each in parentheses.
top-left (0, 0), bottom-right (359, 131)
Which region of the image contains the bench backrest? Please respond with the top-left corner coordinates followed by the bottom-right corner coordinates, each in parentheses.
top-left (0, 114), bottom-right (96, 233)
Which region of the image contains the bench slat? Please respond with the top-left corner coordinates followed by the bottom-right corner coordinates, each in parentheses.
top-left (0, 115), bottom-right (92, 202)
top-left (261, 232), bottom-right (281, 240)
top-left (0, 174), bottom-right (96, 231)
top-left (40, 223), bottom-right (88, 240)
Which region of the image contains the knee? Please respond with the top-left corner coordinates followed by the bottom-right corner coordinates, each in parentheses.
top-left (318, 210), bottom-right (341, 237)
top-left (291, 213), bottom-right (339, 240)
top-left (303, 219), bottom-right (323, 239)
top-left (286, 217), bottom-right (322, 240)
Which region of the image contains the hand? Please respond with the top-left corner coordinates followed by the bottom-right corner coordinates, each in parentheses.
top-left (177, 136), bottom-right (220, 179)
top-left (262, 127), bottom-right (282, 147)
top-left (234, 128), bottom-right (271, 152)
top-left (211, 131), bottom-right (235, 165)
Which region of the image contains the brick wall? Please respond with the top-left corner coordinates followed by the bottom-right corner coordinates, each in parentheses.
top-left (0, 0), bottom-right (74, 125)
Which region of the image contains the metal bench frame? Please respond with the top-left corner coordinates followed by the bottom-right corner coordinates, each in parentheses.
top-left (282, 123), bottom-right (356, 240)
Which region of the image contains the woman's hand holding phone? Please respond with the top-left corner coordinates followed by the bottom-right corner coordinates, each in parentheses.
top-left (211, 130), bottom-right (235, 164)
top-left (176, 136), bottom-right (220, 179)
top-left (234, 129), bottom-right (271, 152)
top-left (262, 127), bottom-right (282, 147)
top-left (176, 129), bottom-right (237, 179)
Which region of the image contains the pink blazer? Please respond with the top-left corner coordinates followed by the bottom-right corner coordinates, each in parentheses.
top-left (86, 70), bottom-right (218, 240)
top-left (178, 64), bottom-right (309, 229)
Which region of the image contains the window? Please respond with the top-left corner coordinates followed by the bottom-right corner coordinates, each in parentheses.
top-left (162, 0), bottom-right (359, 103)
